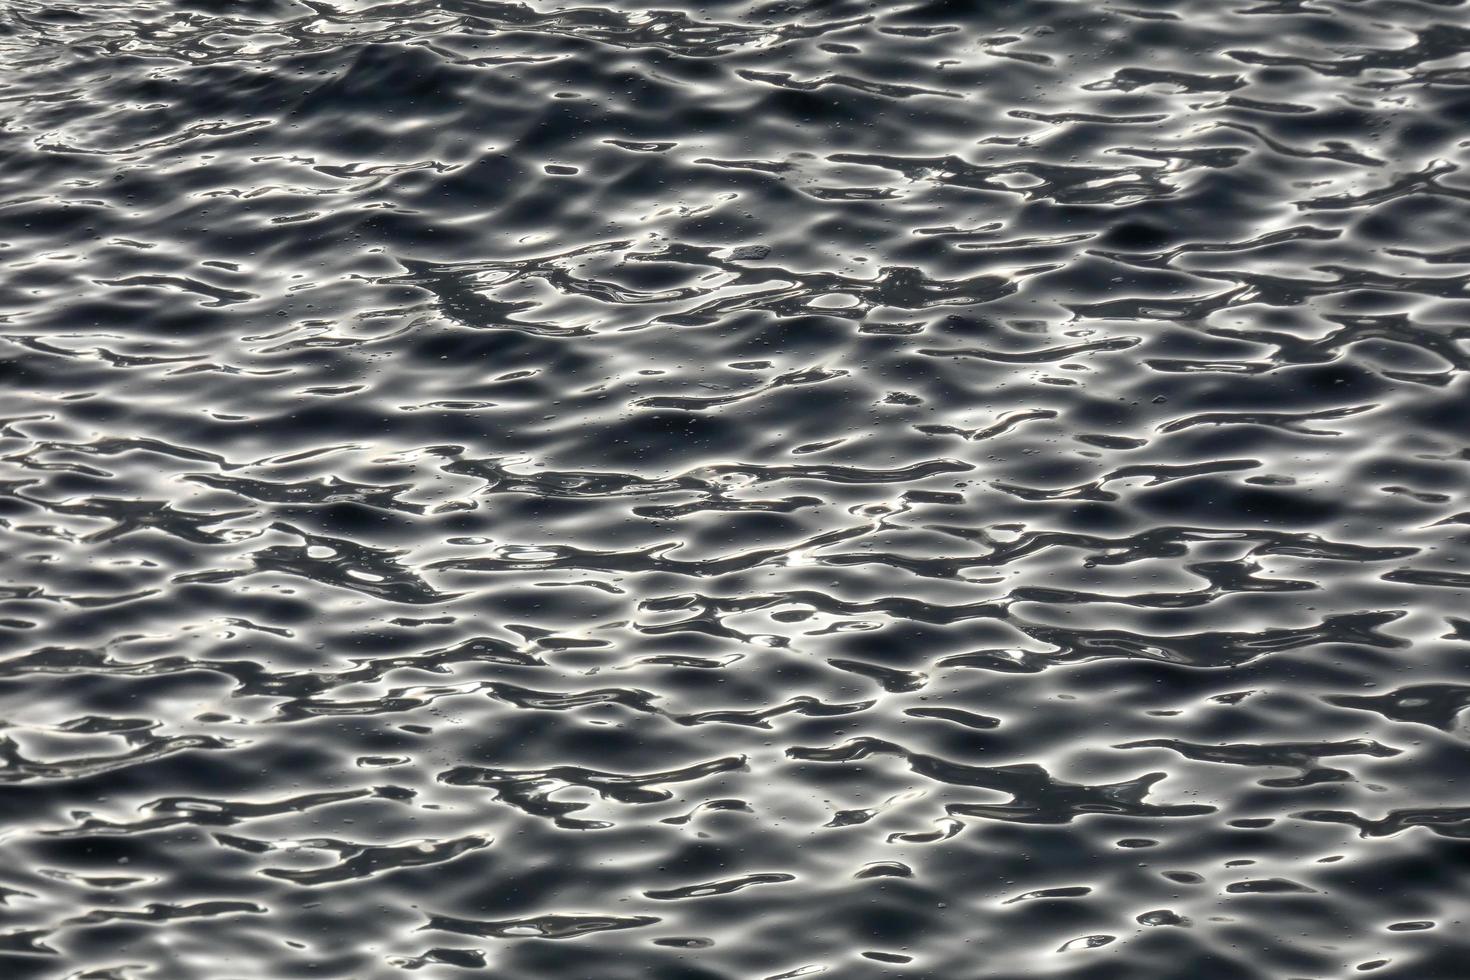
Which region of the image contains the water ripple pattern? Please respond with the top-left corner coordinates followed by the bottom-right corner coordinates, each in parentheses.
top-left (2, 0), bottom-right (1469, 977)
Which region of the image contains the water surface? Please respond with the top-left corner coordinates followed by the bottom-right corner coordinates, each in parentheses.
top-left (3, 0), bottom-right (1470, 977)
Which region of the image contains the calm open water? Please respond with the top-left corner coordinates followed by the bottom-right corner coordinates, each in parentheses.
top-left (3, 1), bottom-right (1470, 977)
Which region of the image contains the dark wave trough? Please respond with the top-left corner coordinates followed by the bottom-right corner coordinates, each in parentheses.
top-left (3, 0), bottom-right (1470, 977)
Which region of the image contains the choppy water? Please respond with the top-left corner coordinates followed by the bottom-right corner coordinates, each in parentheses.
top-left (3, 0), bottom-right (1470, 977)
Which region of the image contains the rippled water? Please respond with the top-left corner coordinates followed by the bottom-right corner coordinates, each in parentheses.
top-left (3, 0), bottom-right (1470, 977)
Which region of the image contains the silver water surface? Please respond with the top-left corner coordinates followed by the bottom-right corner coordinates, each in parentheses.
top-left (2, 0), bottom-right (1470, 977)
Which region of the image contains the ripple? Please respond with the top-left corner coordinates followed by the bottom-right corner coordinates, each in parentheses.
top-left (2, 0), bottom-right (1468, 976)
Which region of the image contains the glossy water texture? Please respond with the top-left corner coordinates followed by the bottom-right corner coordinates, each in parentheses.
top-left (3, 1), bottom-right (1470, 977)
